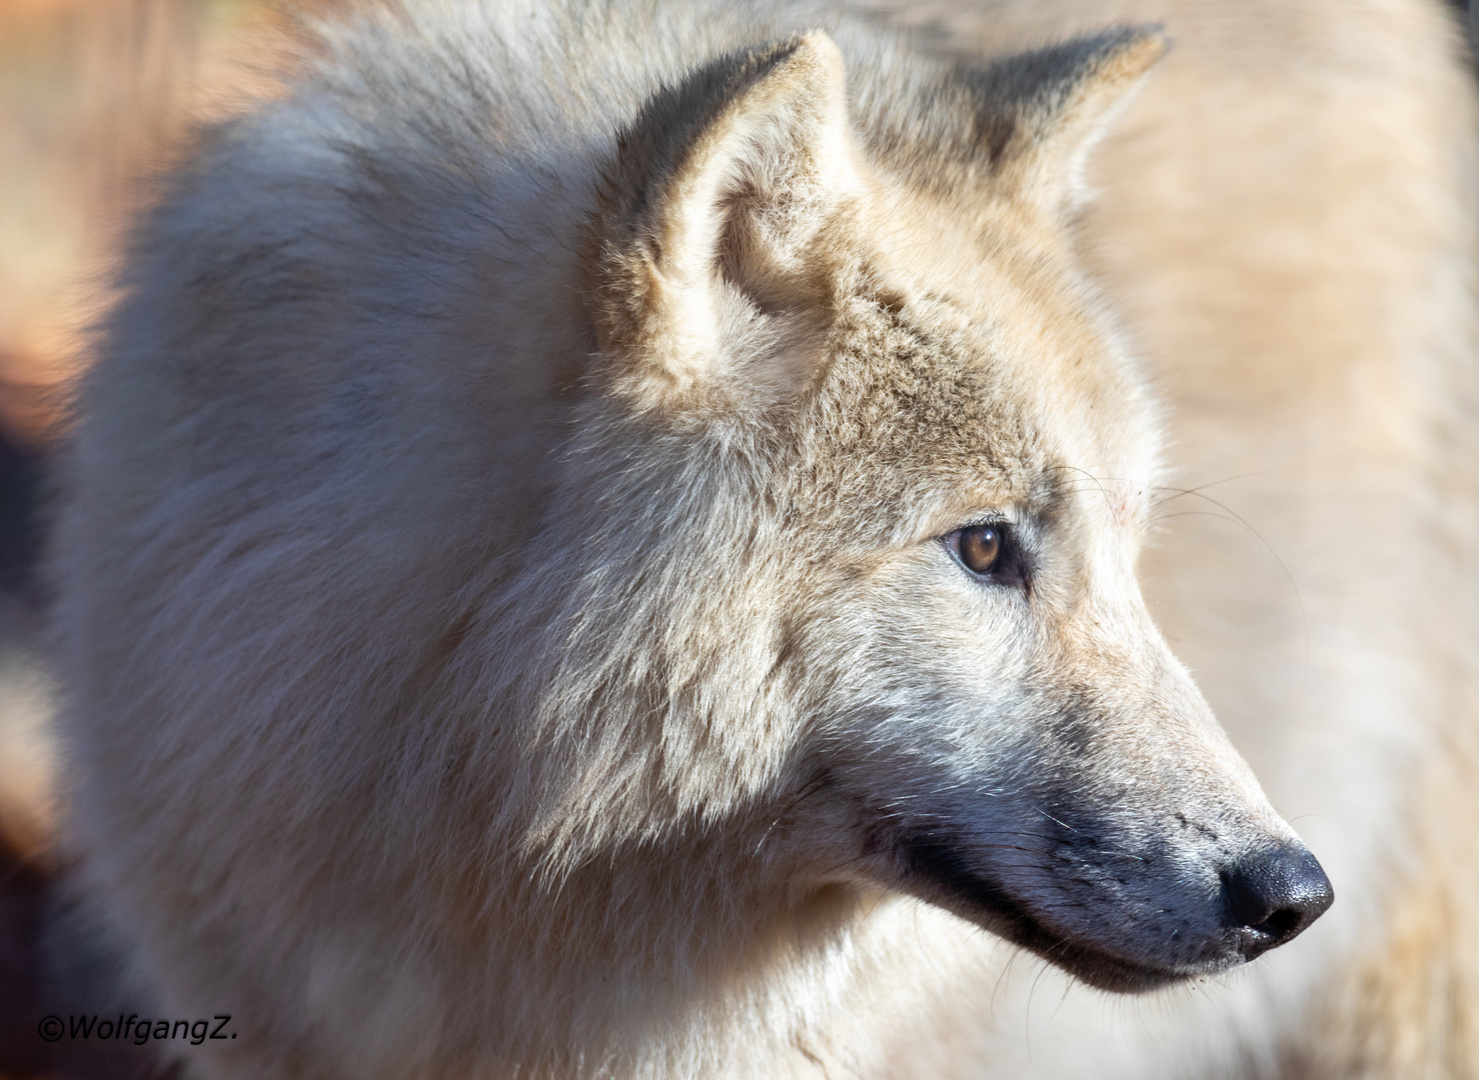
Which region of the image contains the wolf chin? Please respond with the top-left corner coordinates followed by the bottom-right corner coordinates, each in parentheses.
top-left (50, 0), bottom-right (1478, 1077)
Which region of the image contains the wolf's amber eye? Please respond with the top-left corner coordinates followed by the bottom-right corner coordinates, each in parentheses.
top-left (949, 524), bottom-right (1004, 577)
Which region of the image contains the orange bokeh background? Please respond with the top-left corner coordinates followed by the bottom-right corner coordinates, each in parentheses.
top-left (0, 0), bottom-right (293, 447)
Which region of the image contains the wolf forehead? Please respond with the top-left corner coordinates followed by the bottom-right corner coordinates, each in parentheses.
top-left (772, 295), bottom-right (1139, 524)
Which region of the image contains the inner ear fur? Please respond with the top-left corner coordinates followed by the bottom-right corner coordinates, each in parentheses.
top-left (588, 32), bottom-right (864, 410)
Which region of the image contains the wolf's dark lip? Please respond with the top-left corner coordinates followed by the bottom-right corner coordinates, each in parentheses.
top-left (897, 832), bottom-right (1200, 993)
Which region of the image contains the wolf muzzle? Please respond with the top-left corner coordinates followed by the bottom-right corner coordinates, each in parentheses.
top-left (894, 823), bottom-right (1334, 993)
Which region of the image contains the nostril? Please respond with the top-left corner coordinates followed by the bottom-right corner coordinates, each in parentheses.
top-left (1221, 844), bottom-right (1334, 958)
top-left (1251, 906), bottom-right (1301, 941)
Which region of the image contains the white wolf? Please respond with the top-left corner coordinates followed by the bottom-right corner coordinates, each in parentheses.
top-left (49, 0), bottom-right (1479, 1077)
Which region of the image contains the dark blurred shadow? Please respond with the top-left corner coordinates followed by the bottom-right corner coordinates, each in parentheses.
top-left (0, 427), bottom-right (43, 604)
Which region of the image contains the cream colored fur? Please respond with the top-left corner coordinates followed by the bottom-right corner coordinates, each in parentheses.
top-left (49, 1), bottom-right (1479, 1078)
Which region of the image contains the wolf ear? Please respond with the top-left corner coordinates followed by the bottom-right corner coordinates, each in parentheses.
top-left (964, 27), bottom-right (1167, 217)
top-left (588, 33), bottom-right (862, 410)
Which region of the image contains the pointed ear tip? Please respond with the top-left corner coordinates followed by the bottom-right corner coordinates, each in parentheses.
top-left (1108, 28), bottom-right (1171, 79)
top-left (791, 30), bottom-right (845, 74)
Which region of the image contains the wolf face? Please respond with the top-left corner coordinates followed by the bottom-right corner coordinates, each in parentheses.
top-left (564, 29), bottom-right (1332, 993)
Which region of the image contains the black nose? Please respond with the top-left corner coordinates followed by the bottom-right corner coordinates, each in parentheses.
top-left (1221, 845), bottom-right (1334, 959)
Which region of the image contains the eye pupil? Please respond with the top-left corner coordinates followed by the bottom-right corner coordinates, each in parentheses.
top-left (960, 525), bottom-right (1002, 575)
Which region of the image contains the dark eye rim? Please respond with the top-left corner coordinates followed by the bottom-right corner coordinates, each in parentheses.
top-left (942, 521), bottom-right (1031, 587)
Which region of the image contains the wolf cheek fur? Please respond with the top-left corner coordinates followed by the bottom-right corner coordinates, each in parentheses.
top-left (52, 4), bottom-right (1381, 1079)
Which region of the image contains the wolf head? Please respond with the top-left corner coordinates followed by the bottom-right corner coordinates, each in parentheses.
top-left (502, 27), bottom-right (1331, 995)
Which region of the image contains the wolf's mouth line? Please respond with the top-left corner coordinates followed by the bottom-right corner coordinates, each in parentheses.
top-left (896, 832), bottom-right (1205, 992)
